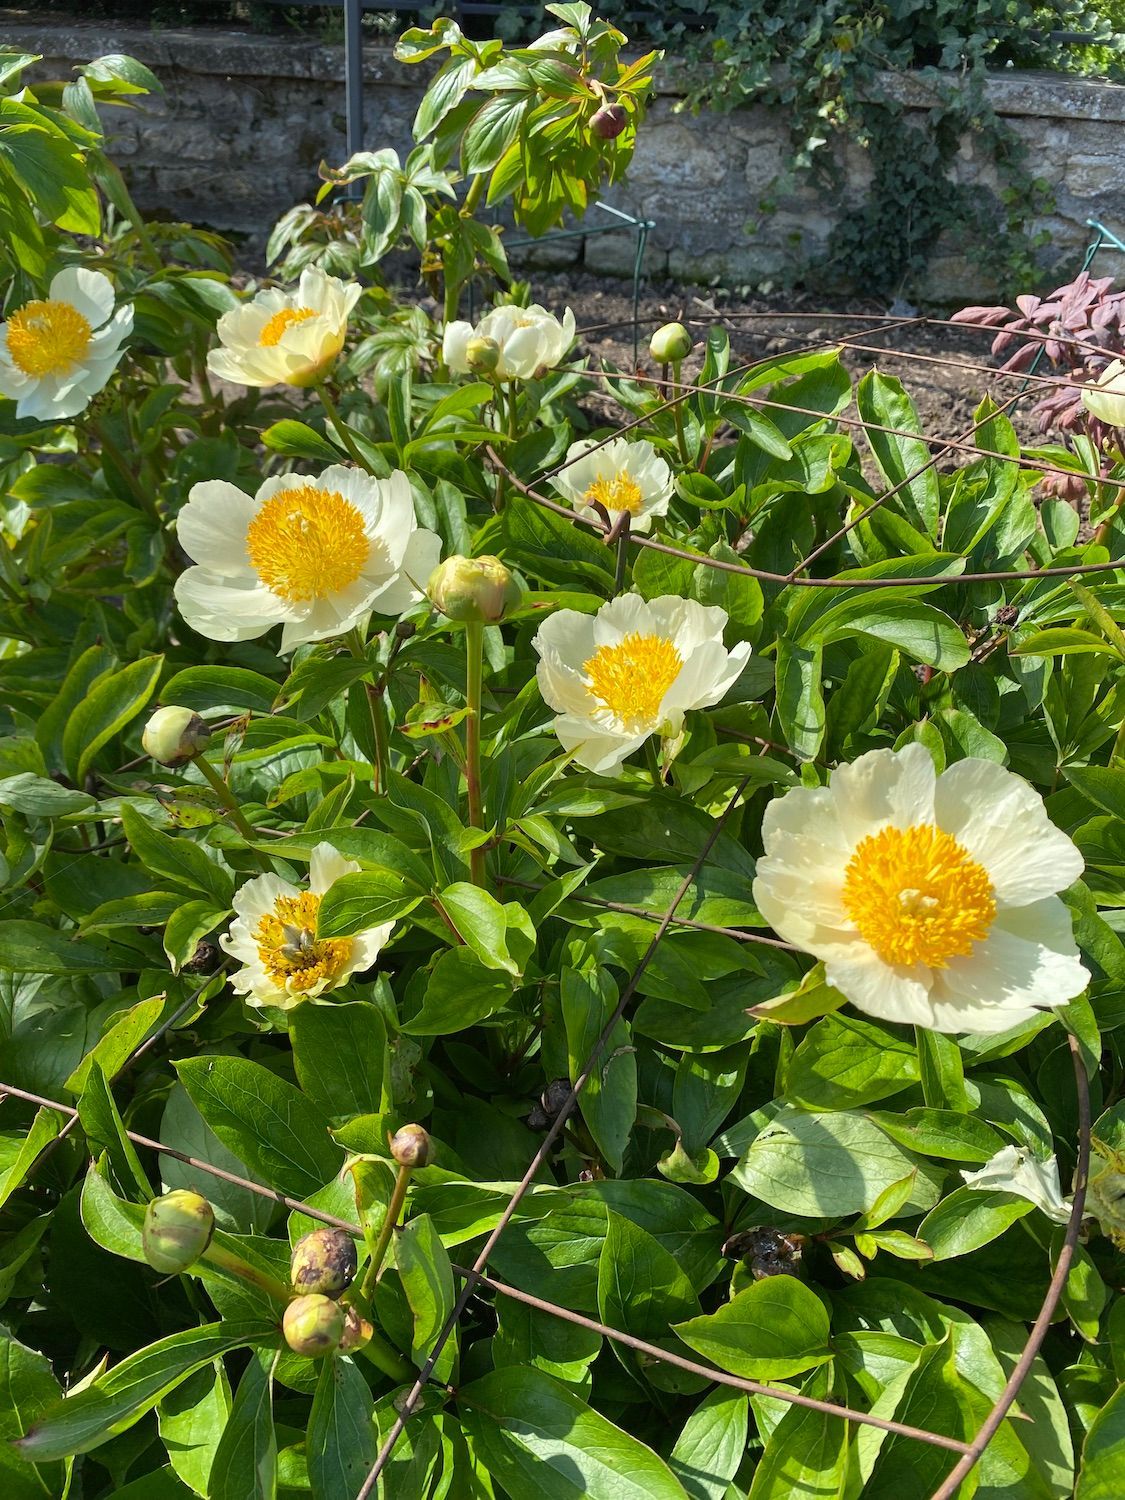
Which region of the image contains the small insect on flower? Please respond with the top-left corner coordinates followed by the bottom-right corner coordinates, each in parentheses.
top-left (221, 843), bottom-right (394, 1011)
top-left (443, 304), bottom-right (576, 383)
top-left (206, 266), bottom-right (361, 388)
top-left (752, 743), bottom-right (1089, 1034)
top-left (532, 593), bottom-right (752, 775)
top-left (552, 437), bottom-right (673, 534)
top-left (0, 268), bottom-right (133, 422)
top-left (173, 465), bottom-right (441, 650)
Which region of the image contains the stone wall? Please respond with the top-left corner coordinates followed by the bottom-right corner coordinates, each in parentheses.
top-left (6, 17), bottom-right (1125, 299)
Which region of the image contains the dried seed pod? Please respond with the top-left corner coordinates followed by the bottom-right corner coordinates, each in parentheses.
top-left (722, 1226), bottom-right (805, 1279)
top-left (283, 1294), bottom-right (345, 1358)
top-left (142, 1189), bottom-right (215, 1274)
top-left (290, 1228), bottom-right (358, 1299)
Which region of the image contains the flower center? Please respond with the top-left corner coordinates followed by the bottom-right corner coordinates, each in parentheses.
top-left (583, 469), bottom-right (644, 516)
top-left (259, 306), bottom-right (317, 347)
top-left (842, 823), bottom-right (996, 969)
top-left (253, 891), bottom-right (353, 994)
top-left (246, 483), bottom-right (369, 603)
top-left (6, 299), bottom-right (92, 377)
top-left (583, 631), bottom-right (683, 729)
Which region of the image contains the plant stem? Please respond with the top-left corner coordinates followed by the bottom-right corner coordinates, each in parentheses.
top-left (316, 382), bottom-right (373, 473)
top-left (464, 619), bottom-right (486, 887)
top-left (192, 754), bottom-right (273, 873)
top-left (346, 630), bottom-right (389, 795)
top-left (614, 520), bottom-right (631, 594)
top-left (670, 357), bottom-right (690, 466)
top-left (355, 1328), bottom-right (413, 1382)
top-left (357, 1163), bottom-right (413, 1303)
top-left (202, 1241), bottom-right (289, 1303)
top-left (492, 382), bottom-right (507, 511)
top-left (461, 174), bottom-right (485, 219)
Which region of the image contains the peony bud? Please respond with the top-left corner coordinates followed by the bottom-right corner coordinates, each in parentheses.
top-left (283, 1294), bottom-right (345, 1358)
top-left (142, 706), bottom-right (211, 767)
top-left (389, 1123), bottom-right (432, 1169)
top-left (649, 322), bottom-right (692, 364)
top-left (290, 1228), bottom-right (357, 1299)
top-left (142, 1189), bottom-right (215, 1274)
top-left (466, 336), bottom-right (501, 374)
top-left (338, 1304), bottom-right (374, 1354)
top-left (590, 103), bottom-right (627, 141)
top-left (427, 555), bottom-right (521, 624)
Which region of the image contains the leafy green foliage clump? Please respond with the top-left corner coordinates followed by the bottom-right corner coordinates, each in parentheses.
top-left (0, 10), bottom-right (1124, 1500)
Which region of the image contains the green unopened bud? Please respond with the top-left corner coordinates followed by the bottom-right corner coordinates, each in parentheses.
top-left (650, 322), bottom-right (692, 364)
top-left (283, 1294), bottom-right (345, 1358)
top-left (390, 1123), bottom-right (432, 1169)
top-left (338, 1304), bottom-right (374, 1354)
top-left (290, 1228), bottom-right (357, 1299)
top-left (142, 1189), bottom-right (215, 1274)
top-left (428, 555), bottom-right (521, 624)
top-left (590, 103), bottom-right (627, 141)
top-left (142, 706), bottom-right (211, 767)
top-left (466, 335), bottom-right (501, 374)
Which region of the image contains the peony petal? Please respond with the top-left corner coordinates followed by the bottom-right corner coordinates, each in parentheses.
top-left (830, 742), bottom-right (937, 846)
top-left (309, 842), bottom-right (360, 893)
top-left (551, 714), bottom-right (646, 775)
top-left (823, 954), bottom-right (938, 1027)
top-left (176, 482), bottom-right (257, 574)
top-left (175, 566), bottom-right (290, 642)
top-left (49, 267), bottom-right (116, 328)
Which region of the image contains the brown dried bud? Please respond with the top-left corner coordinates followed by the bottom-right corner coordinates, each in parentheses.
top-left (290, 1228), bottom-right (358, 1299)
top-left (590, 103), bottom-right (627, 141)
top-left (338, 1304), bottom-right (374, 1354)
top-left (722, 1226), bottom-right (804, 1279)
top-left (182, 940), bottom-right (221, 976)
top-left (389, 1123), bottom-right (432, 1169)
top-left (142, 1189), bottom-right (215, 1274)
top-left (283, 1294), bottom-right (345, 1358)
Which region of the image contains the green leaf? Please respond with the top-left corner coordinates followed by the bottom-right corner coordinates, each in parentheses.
top-left (1076, 1382), bottom-right (1124, 1498)
top-left (158, 1363), bottom-right (231, 1498)
top-left (863, 1338), bottom-right (977, 1498)
top-left (597, 1211), bottom-right (699, 1382)
top-left (397, 1212), bottom-right (458, 1382)
top-left (674, 1277), bottom-right (832, 1380)
top-left (403, 946), bottom-right (514, 1035)
top-left (460, 1366), bottom-right (690, 1498)
top-left (291, 1001), bottom-right (388, 1119)
top-left (315, 868), bottom-right (425, 937)
top-left (787, 1014), bottom-right (919, 1109)
top-left (669, 1387), bottom-right (748, 1500)
top-left (0, 920), bottom-right (125, 974)
top-left (307, 1357), bottom-right (376, 1500)
top-left (775, 640), bottom-right (825, 761)
top-left (0, 1326), bottom-right (65, 1500)
top-left (261, 419), bottom-right (341, 464)
top-left (161, 666), bottom-right (280, 716)
top-left (562, 967), bottom-right (636, 1175)
top-left (857, 372), bottom-right (940, 536)
top-left (209, 1351), bottom-right (276, 1500)
top-left (63, 655), bottom-right (163, 784)
top-left (0, 773), bottom-right (95, 817)
top-left (0, 1107), bottom-right (58, 1210)
top-left (176, 1056), bottom-right (344, 1199)
top-left (14, 1322), bottom-right (274, 1461)
top-left (864, 1108), bottom-right (1004, 1165)
top-left (462, 96), bottom-right (528, 174)
top-left (120, 804), bottom-right (234, 907)
top-left (65, 993), bottom-right (167, 1095)
top-left (918, 1186), bottom-right (1032, 1260)
top-left (438, 883), bottom-right (534, 976)
top-left (1066, 765), bottom-right (1125, 822)
top-left (748, 1365), bottom-right (849, 1499)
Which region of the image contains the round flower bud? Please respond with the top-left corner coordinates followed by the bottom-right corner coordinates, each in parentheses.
top-left (142, 1189), bottom-right (215, 1274)
top-left (290, 1228), bottom-right (358, 1299)
top-left (142, 706), bottom-right (211, 767)
top-left (283, 1294), bottom-right (345, 1358)
top-left (390, 1123), bottom-right (432, 1169)
top-left (590, 103), bottom-right (627, 141)
top-left (649, 322), bottom-right (693, 364)
top-left (466, 335), bottom-right (501, 374)
top-left (427, 555), bottom-right (521, 624)
top-left (338, 1304), bottom-right (374, 1354)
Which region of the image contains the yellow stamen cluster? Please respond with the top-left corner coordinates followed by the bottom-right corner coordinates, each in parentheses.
top-left (583, 469), bottom-right (645, 516)
top-left (253, 892), bottom-right (352, 993)
top-left (246, 484), bottom-right (368, 602)
top-left (259, 306), bottom-right (318, 347)
top-left (584, 631), bottom-right (683, 728)
top-left (842, 823), bottom-right (996, 968)
top-left (7, 299), bottom-right (92, 377)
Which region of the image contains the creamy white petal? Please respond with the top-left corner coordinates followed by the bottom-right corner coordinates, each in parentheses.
top-left (176, 481), bottom-right (257, 574)
top-left (175, 567), bottom-right (292, 641)
top-left (309, 843), bottom-right (360, 893)
top-left (830, 742), bottom-right (937, 846)
top-left (552, 714), bottom-right (646, 775)
top-left (49, 267), bottom-right (116, 328)
top-left (442, 321), bottom-right (473, 374)
top-left (927, 919), bottom-right (1088, 1024)
top-left (367, 527), bottom-right (441, 615)
top-left (352, 922), bottom-right (395, 971)
top-left (960, 1146), bottom-right (1071, 1223)
top-left (822, 954), bottom-right (937, 1027)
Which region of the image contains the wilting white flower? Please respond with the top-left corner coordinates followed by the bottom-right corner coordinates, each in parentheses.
top-left (752, 744), bottom-right (1088, 1034)
top-left (533, 593), bottom-right (751, 775)
top-left (222, 843), bottom-right (392, 1010)
top-left (206, 267), bottom-right (361, 388)
top-left (1082, 358), bottom-right (1125, 428)
top-left (174, 465), bottom-right (440, 651)
top-left (443, 303), bottom-right (575, 383)
top-left (0, 268), bottom-right (132, 421)
top-left (552, 436), bottom-right (673, 534)
top-left (961, 1145), bottom-right (1071, 1224)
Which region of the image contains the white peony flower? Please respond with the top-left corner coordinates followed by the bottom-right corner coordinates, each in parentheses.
top-left (0, 268), bottom-right (132, 422)
top-left (1081, 358), bottom-right (1125, 428)
top-left (752, 743), bottom-right (1089, 1034)
top-left (173, 465), bottom-right (441, 651)
top-left (442, 303), bottom-right (575, 383)
top-left (532, 593), bottom-right (751, 775)
top-left (222, 843), bottom-right (392, 1010)
top-left (206, 267), bottom-right (361, 388)
top-left (961, 1145), bottom-right (1071, 1224)
top-left (552, 436), bottom-right (673, 534)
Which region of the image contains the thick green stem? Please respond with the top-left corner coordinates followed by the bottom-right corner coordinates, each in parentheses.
top-left (670, 357), bottom-right (690, 466)
top-left (464, 619), bottom-right (486, 887)
top-left (192, 755), bottom-right (273, 873)
top-left (316, 382), bottom-right (373, 473)
top-left (346, 630), bottom-right (388, 795)
top-left (202, 1241), bottom-right (289, 1302)
top-left (355, 1328), bottom-right (413, 1382)
top-left (357, 1163), bottom-right (413, 1303)
top-left (461, 174), bottom-right (485, 220)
